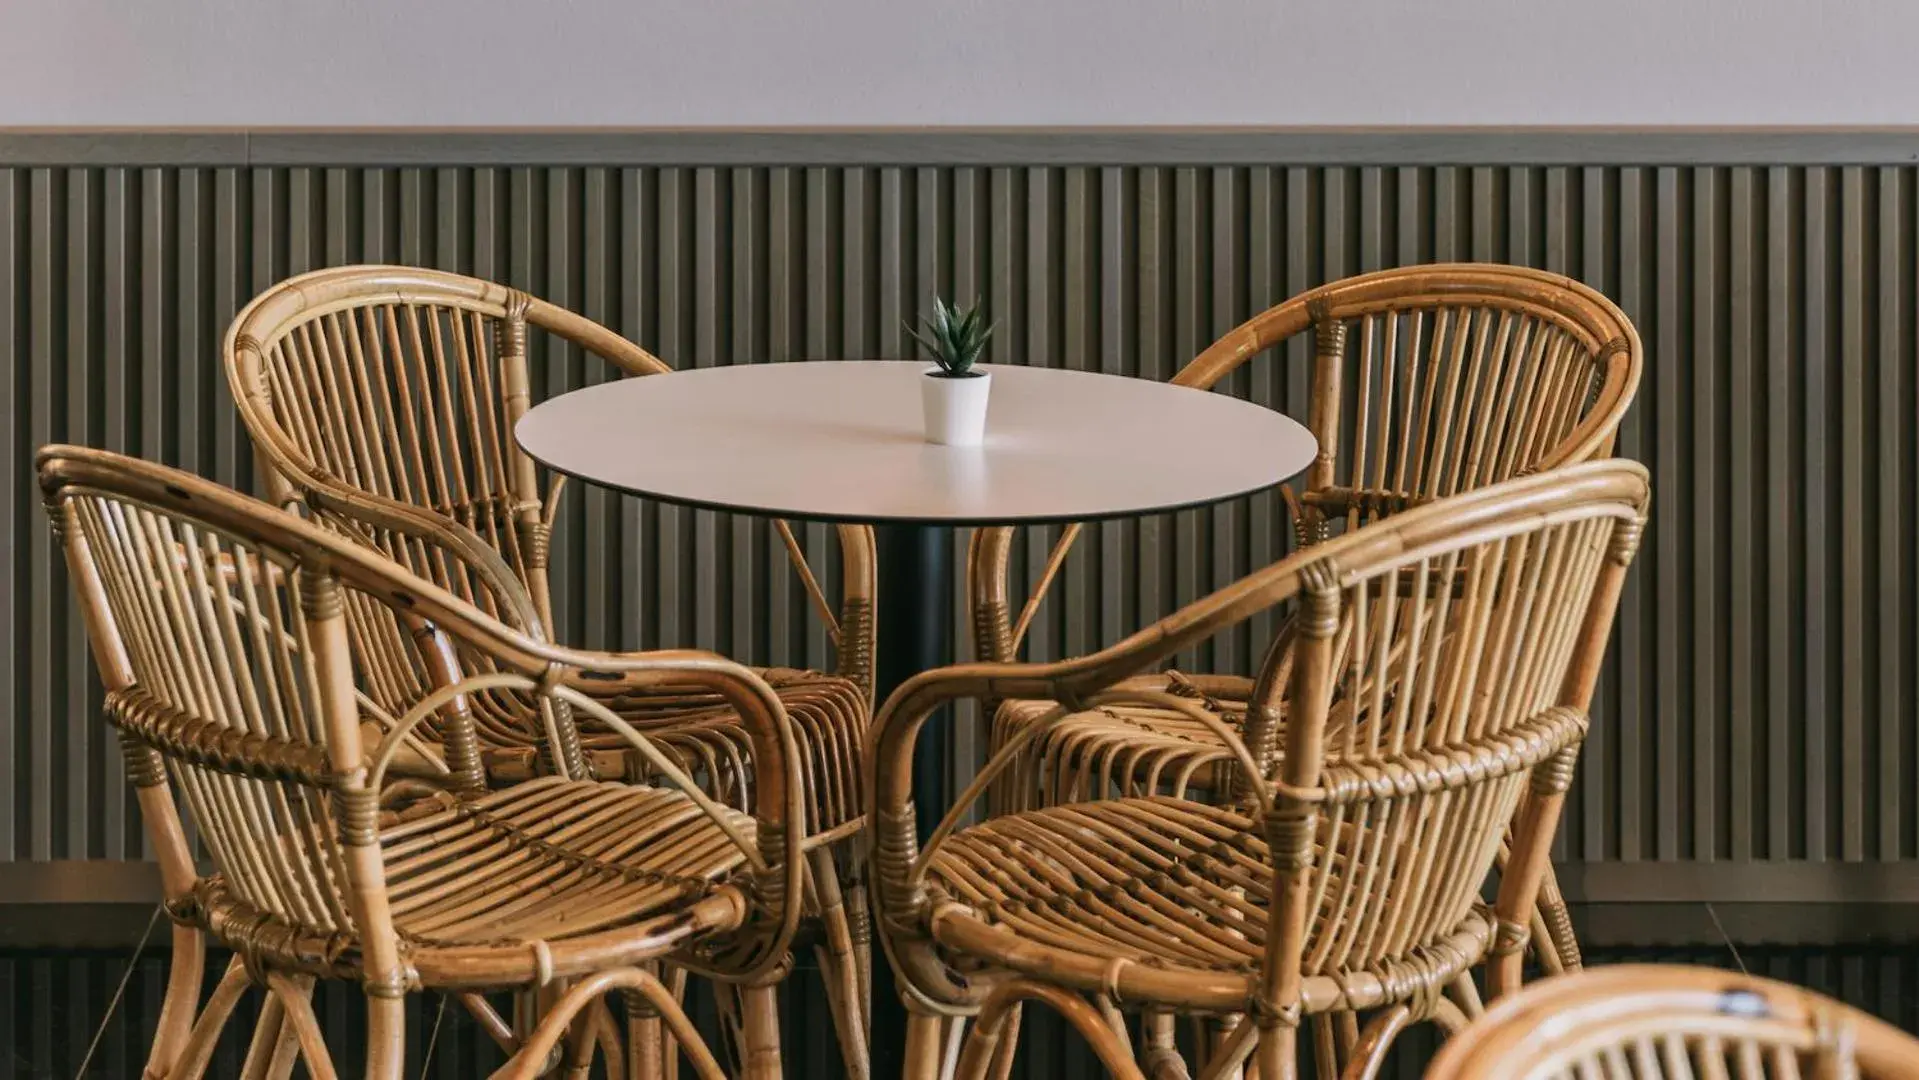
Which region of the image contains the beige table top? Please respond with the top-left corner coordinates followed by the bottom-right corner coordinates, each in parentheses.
top-left (515, 361), bottom-right (1317, 526)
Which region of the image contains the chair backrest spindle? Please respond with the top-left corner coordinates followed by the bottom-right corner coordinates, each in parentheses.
top-left (971, 264), bottom-right (1642, 664)
top-left (227, 265), bottom-right (876, 707)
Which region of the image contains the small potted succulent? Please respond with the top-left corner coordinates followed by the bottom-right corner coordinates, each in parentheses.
top-left (905, 297), bottom-right (995, 446)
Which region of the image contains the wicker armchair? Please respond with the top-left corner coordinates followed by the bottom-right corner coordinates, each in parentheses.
top-left (972, 264), bottom-right (1642, 980)
top-left (875, 461), bottom-right (1649, 1080)
top-left (1425, 965), bottom-right (1919, 1079)
top-left (40, 444), bottom-right (805, 1079)
top-left (223, 265), bottom-right (875, 1071)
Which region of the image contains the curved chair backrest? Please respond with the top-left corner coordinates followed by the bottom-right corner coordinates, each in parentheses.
top-left (39, 445), bottom-right (803, 984)
top-left (1425, 965), bottom-right (1919, 1079)
top-left (971, 263), bottom-right (1642, 663)
top-left (873, 461), bottom-right (1648, 1019)
top-left (1253, 459), bottom-right (1645, 1015)
top-left (224, 265), bottom-right (875, 702)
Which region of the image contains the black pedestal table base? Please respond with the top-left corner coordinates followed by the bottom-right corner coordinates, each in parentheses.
top-left (869, 523), bottom-right (954, 1080)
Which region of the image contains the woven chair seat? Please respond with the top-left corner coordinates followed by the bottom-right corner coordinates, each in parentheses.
top-left (484, 669), bottom-right (867, 838)
top-left (925, 796), bottom-right (1492, 1015)
top-left (379, 777), bottom-right (754, 948)
top-left (183, 776), bottom-right (760, 990)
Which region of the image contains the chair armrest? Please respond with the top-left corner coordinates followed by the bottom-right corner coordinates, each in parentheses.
top-left (371, 645), bottom-right (806, 982)
top-left (292, 478), bottom-right (547, 638)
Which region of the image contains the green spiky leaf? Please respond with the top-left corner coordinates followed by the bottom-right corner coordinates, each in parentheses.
top-left (903, 296), bottom-right (995, 376)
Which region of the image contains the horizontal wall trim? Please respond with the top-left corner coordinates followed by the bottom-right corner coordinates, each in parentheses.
top-left (8, 903), bottom-right (1907, 951)
top-left (5, 128), bottom-right (1919, 167)
top-left (6, 862), bottom-right (1915, 949)
top-left (15, 860), bottom-right (1912, 906)
top-left (0, 860), bottom-right (161, 904)
top-left (1557, 862), bottom-right (1919, 905)
top-left (1577, 903), bottom-right (1919, 949)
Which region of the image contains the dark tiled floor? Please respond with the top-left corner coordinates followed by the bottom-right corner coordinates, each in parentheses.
top-left (5, 942), bottom-right (1915, 1079)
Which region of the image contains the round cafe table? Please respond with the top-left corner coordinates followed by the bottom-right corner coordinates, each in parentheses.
top-left (515, 359), bottom-right (1316, 1076)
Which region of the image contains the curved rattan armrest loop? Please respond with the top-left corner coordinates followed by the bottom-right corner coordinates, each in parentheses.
top-left (521, 296), bottom-right (672, 380)
top-left (554, 686), bottom-right (790, 877)
top-left (366, 665), bottom-right (806, 978)
top-left (368, 673), bottom-right (535, 791)
top-left (539, 475), bottom-right (568, 528)
top-left (552, 649), bottom-right (805, 976)
top-left (565, 683), bottom-right (804, 981)
top-left (295, 479), bottom-right (547, 638)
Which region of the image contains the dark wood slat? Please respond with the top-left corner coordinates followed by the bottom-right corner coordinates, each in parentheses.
top-left (1727, 165), bottom-right (1758, 865)
top-left (1839, 165), bottom-right (1868, 861)
top-left (1803, 165), bottom-right (1832, 862)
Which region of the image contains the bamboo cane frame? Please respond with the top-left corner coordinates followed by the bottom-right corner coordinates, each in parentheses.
top-left (873, 461), bottom-right (1649, 1078)
top-left (40, 444), bottom-right (805, 1077)
top-left (967, 264), bottom-right (1642, 983)
top-left (1425, 964), bottom-right (1919, 1080)
top-left (223, 264), bottom-right (876, 1075)
top-left (223, 264), bottom-right (875, 813)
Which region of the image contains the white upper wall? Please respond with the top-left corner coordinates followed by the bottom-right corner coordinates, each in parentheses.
top-left (1, 0), bottom-right (1910, 127)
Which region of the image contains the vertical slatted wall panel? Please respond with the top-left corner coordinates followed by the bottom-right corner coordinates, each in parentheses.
top-left (5, 163), bottom-right (1915, 869)
top-left (2, 161), bottom-right (1916, 1077)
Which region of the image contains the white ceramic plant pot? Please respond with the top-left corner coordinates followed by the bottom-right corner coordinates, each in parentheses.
top-left (920, 368), bottom-right (992, 445)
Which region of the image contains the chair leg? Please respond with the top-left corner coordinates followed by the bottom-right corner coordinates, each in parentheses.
top-left (167, 956), bottom-right (253, 1080)
top-left (146, 923), bottom-right (208, 1077)
top-left (985, 1004), bottom-right (1022, 1080)
top-left (494, 969), bottom-right (724, 1080)
top-left (560, 997), bottom-right (604, 1080)
top-left (904, 1007), bottom-right (948, 1080)
top-left (841, 847), bottom-right (874, 1034)
top-left (954, 980), bottom-right (1145, 1080)
top-left (458, 992), bottom-right (522, 1059)
top-left (1534, 863), bottom-right (1582, 972)
top-left (359, 982), bottom-right (402, 1080)
top-left (738, 983), bottom-right (784, 1080)
top-left (1336, 1006), bottom-right (1413, 1080)
top-left (1141, 1010), bottom-right (1190, 1080)
top-left (715, 982), bottom-right (745, 1074)
top-left (239, 992), bottom-right (291, 1080)
top-left (264, 974), bottom-right (339, 1080)
top-left (1250, 1017), bottom-right (1298, 1080)
top-left (1201, 1016), bottom-right (1249, 1080)
top-left (1309, 1016), bottom-right (1339, 1080)
top-left (625, 983), bottom-right (665, 1080)
top-left (810, 847), bottom-right (871, 1080)
top-left (252, 976), bottom-right (317, 1080)
top-left (1197, 1019), bottom-right (1258, 1080)
top-left (941, 1015), bottom-right (969, 1079)
top-left (594, 999), bottom-right (626, 1080)
top-left (1430, 998), bottom-right (1472, 1037)
top-left (662, 966), bottom-right (688, 1080)
top-left (262, 1023), bottom-right (303, 1080)
top-left (1497, 835), bottom-right (1582, 977)
top-left (1444, 974), bottom-right (1484, 1023)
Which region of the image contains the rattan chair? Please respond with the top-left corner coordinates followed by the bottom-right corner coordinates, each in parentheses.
top-left (1425, 965), bottom-right (1919, 1079)
top-left (41, 444), bottom-right (807, 1079)
top-left (972, 264), bottom-right (1642, 981)
top-left (223, 265), bottom-right (875, 1072)
top-left (875, 460), bottom-right (1649, 1080)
